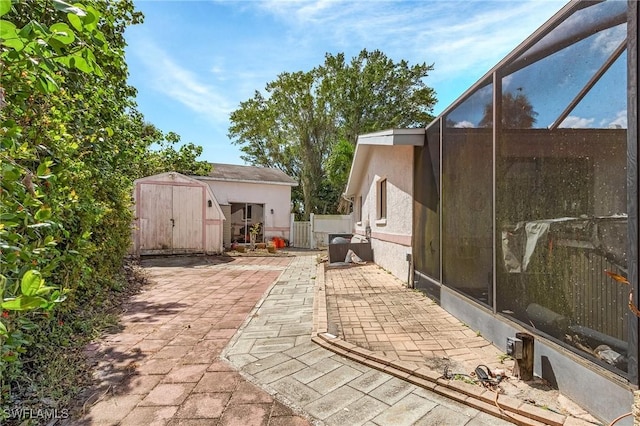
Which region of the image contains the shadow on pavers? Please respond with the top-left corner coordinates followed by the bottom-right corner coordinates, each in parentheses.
top-left (140, 254), bottom-right (236, 268)
top-left (61, 343), bottom-right (149, 425)
top-left (62, 299), bottom-right (190, 423)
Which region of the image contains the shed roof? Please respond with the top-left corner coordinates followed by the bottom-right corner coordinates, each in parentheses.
top-left (196, 163), bottom-right (298, 186)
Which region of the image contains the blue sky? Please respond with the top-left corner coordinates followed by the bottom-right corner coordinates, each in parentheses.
top-left (124, 0), bottom-right (568, 165)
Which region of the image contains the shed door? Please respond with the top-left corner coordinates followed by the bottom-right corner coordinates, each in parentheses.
top-left (139, 184), bottom-right (203, 253)
top-left (172, 185), bottom-right (203, 251)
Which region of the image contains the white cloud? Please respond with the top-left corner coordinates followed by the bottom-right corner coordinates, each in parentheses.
top-left (606, 110), bottom-right (627, 129)
top-left (130, 39), bottom-right (234, 123)
top-left (502, 75), bottom-right (514, 91)
top-left (592, 25), bottom-right (627, 56)
top-left (560, 115), bottom-right (595, 129)
top-left (210, 63), bottom-right (225, 78)
top-left (562, 110), bottom-right (627, 129)
top-left (454, 120), bottom-right (475, 129)
top-left (251, 0), bottom-right (566, 93)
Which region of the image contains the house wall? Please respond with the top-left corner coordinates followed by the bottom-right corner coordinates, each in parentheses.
top-left (202, 180), bottom-right (292, 241)
top-left (354, 145), bottom-right (413, 280)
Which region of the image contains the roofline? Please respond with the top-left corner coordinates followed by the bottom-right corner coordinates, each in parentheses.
top-left (345, 128), bottom-right (424, 197)
top-left (356, 128), bottom-right (426, 146)
top-left (134, 171), bottom-right (202, 186)
top-left (194, 175), bottom-right (298, 187)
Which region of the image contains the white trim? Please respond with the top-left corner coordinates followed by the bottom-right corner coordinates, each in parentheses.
top-left (356, 128), bottom-right (425, 146)
top-left (194, 175), bottom-right (298, 187)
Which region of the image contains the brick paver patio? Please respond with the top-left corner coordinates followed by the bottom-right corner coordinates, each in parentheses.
top-left (325, 264), bottom-right (506, 374)
top-left (63, 252), bottom-right (598, 426)
top-left (223, 254), bottom-right (513, 426)
top-left (67, 255), bottom-right (311, 426)
top-left (316, 262), bottom-right (599, 426)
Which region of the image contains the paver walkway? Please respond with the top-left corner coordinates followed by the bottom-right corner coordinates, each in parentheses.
top-left (68, 252), bottom-right (599, 426)
top-left (223, 255), bottom-right (514, 426)
top-left (69, 255), bottom-right (311, 425)
top-left (324, 265), bottom-right (502, 374)
top-left (315, 263), bottom-right (600, 426)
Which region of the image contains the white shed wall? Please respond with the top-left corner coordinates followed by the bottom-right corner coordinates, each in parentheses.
top-left (201, 180), bottom-right (292, 241)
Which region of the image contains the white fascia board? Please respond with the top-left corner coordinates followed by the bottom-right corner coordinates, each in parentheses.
top-left (356, 128), bottom-right (425, 146)
top-left (194, 176), bottom-right (298, 187)
top-left (344, 144), bottom-right (369, 197)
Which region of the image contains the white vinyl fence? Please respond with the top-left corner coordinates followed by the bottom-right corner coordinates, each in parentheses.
top-left (291, 219), bottom-right (311, 248)
top-left (290, 213), bottom-right (353, 249)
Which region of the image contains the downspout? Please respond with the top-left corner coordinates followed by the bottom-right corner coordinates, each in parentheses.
top-left (407, 252), bottom-right (414, 288)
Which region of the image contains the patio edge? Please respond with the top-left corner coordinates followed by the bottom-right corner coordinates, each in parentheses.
top-left (313, 262), bottom-right (574, 426)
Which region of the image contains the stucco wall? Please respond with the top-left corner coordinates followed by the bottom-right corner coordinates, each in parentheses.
top-left (354, 145), bottom-right (414, 282)
top-left (370, 237), bottom-right (412, 283)
top-left (202, 180), bottom-right (292, 240)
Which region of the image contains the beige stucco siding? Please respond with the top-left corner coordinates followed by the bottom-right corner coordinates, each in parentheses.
top-left (354, 145), bottom-right (414, 280)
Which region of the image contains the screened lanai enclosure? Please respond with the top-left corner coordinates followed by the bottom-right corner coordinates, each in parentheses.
top-left (413, 0), bottom-right (637, 395)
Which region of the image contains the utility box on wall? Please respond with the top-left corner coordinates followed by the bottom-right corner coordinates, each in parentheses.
top-left (506, 337), bottom-right (523, 360)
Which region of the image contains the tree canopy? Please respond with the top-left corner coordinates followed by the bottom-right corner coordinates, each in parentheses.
top-left (229, 49), bottom-right (437, 218)
top-left (479, 91), bottom-right (538, 128)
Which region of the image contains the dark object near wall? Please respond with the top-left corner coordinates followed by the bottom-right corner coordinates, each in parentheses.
top-left (328, 237), bottom-right (374, 264)
top-left (329, 234), bottom-right (354, 243)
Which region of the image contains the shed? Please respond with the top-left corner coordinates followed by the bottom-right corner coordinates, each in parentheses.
top-left (132, 172), bottom-right (224, 255)
top-left (195, 163), bottom-right (298, 247)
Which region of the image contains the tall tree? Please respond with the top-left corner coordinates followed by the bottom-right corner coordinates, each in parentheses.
top-left (229, 70), bottom-right (335, 218)
top-left (229, 49), bottom-right (437, 217)
top-left (322, 49), bottom-right (437, 146)
top-left (325, 138), bottom-right (355, 211)
top-left (479, 91), bottom-right (538, 128)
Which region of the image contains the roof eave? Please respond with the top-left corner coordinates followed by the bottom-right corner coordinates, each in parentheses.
top-left (194, 176), bottom-right (298, 187)
top-left (344, 128), bottom-right (425, 197)
top-left (356, 128), bottom-right (425, 146)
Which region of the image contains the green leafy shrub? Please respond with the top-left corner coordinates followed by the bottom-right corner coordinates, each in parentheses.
top-left (0, 0), bottom-right (209, 420)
